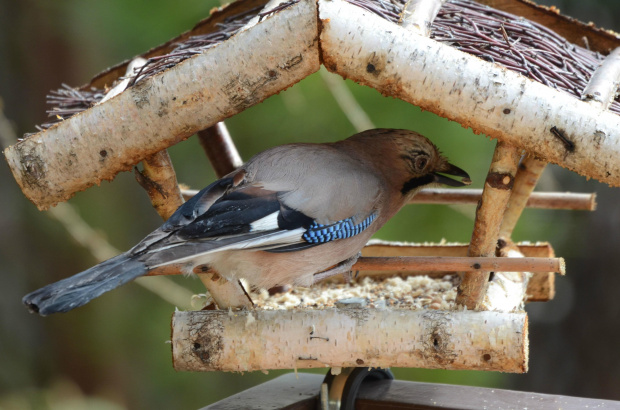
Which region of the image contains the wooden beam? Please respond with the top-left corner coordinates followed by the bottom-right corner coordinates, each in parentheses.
top-left (172, 309), bottom-right (528, 373)
top-left (362, 240), bottom-right (554, 257)
top-left (412, 188), bottom-right (595, 210)
top-left (351, 256), bottom-right (563, 275)
top-left (146, 255), bottom-right (563, 276)
top-left (201, 373), bottom-right (322, 410)
top-left (181, 187), bottom-right (597, 210)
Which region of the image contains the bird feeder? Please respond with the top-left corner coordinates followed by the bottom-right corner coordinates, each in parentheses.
top-left (5, 0), bottom-right (618, 376)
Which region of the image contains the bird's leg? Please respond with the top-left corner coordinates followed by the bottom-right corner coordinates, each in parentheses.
top-left (312, 252), bottom-right (361, 284)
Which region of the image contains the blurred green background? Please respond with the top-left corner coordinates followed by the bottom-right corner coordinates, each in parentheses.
top-left (1, 0), bottom-right (619, 408)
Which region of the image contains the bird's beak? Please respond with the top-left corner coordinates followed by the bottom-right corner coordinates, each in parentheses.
top-left (433, 163), bottom-right (472, 187)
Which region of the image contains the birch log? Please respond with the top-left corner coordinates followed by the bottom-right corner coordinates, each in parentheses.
top-left (500, 48), bottom-right (617, 236)
top-left (318, 0), bottom-right (620, 187)
top-left (4, 0), bottom-right (319, 210)
top-left (172, 309), bottom-right (528, 373)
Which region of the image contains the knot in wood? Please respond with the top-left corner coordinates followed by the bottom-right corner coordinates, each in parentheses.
top-left (486, 172), bottom-right (514, 190)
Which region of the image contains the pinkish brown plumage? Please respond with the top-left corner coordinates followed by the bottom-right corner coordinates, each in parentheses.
top-left (23, 129), bottom-right (470, 315)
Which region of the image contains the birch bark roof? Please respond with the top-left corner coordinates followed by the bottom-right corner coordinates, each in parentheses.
top-left (4, 0), bottom-right (620, 209)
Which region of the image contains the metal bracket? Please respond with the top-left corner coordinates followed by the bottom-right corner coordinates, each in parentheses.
top-left (319, 367), bottom-right (394, 409)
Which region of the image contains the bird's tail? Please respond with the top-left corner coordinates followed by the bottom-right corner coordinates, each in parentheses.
top-left (22, 253), bottom-right (147, 316)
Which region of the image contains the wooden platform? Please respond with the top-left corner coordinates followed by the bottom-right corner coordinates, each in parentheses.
top-left (201, 373), bottom-right (620, 409)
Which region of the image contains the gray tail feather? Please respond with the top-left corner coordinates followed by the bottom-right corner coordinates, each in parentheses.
top-left (22, 253), bottom-right (147, 316)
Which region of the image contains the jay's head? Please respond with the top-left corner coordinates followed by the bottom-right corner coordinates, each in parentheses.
top-left (347, 129), bottom-right (471, 196)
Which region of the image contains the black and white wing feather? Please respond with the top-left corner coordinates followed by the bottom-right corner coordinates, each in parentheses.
top-left (23, 143), bottom-right (383, 315)
top-left (136, 180), bottom-right (321, 267)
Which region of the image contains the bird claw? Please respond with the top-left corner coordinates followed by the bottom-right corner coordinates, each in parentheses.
top-left (313, 252), bottom-right (361, 284)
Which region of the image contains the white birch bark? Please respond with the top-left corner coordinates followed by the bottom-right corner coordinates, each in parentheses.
top-left (172, 309), bottom-right (528, 373)
top-left (98, 58), bottom-right (148, 104)
top-left (318, 0), bottom-right (620, 187)
top-left (581, 47), bottom-right (620, 109)
top-left (4, 0), bottom-right (319, 210)
top-left (481, 248), bottom-right (531, 312)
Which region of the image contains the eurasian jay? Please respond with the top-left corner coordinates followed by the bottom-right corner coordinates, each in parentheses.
top-left (23, 129), bottom-right (471, 315)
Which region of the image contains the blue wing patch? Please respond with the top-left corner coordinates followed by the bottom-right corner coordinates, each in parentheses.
top-left (265, 212), bottom-right (378, 253)
top-left (302, 213), bottom-right (377, 244)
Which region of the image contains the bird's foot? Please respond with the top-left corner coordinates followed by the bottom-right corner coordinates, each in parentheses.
top-left (313, 252), bottom-right (361, 284)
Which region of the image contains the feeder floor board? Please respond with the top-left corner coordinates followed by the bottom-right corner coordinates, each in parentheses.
top-left (173, 274), bottom-right (528, 373)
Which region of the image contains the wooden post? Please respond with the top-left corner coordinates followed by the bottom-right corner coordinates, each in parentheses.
top-left (135, 150), bottom-right (185, 221)
top-left (133, 129), bottom-right (251, 308)
top-left (499, 156), bottom-right (548, 237)
top-left (197, 122), bottom-right (243, 178)
top-left (194, 122), bottom-right (252, 308)
top-left (456, 142), bottom-right (520, 309)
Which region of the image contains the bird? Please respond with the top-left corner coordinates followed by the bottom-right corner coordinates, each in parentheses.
top-left (23, 129), bottom-right (471, 315)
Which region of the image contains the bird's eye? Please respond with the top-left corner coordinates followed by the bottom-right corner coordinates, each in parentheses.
top-left (414, 156), bottom-right (429, 171)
